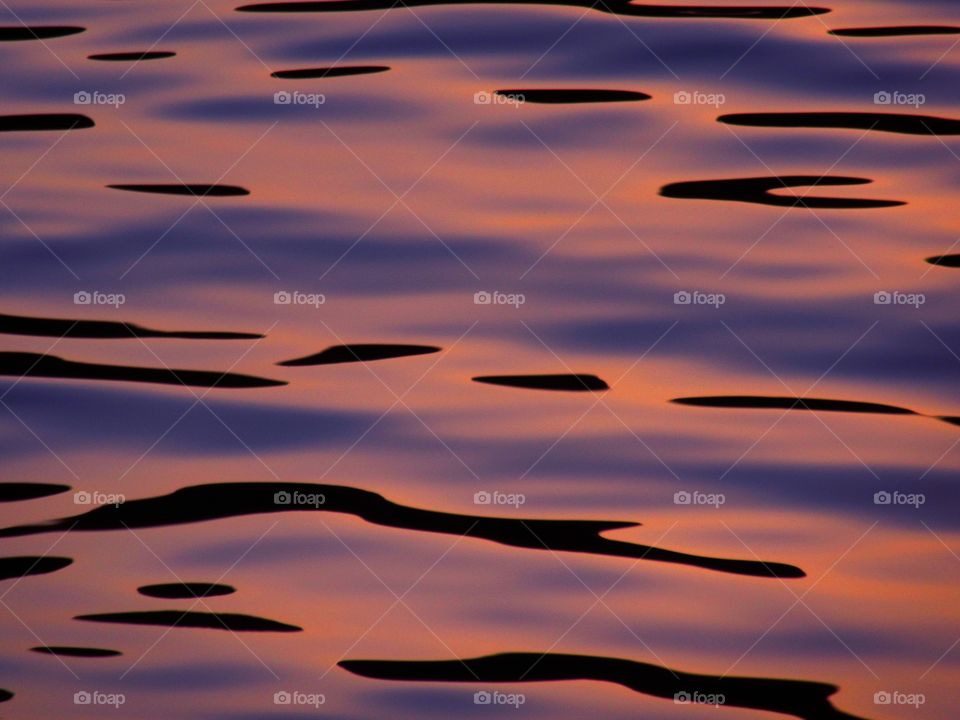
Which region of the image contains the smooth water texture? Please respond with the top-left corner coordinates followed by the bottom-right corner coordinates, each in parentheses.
top-left (1, 0), bottom-right (959, 718)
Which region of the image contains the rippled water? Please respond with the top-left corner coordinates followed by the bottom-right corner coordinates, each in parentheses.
top-left (1, 0), bottom-right (959, 718)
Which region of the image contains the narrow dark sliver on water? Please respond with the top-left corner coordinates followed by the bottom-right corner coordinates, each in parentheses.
top-left (340, 653), bottom-right (869, 720)
top-left (0, 483), bottom-right (805, 578)
top-left (88, 51), bottom-right (176, 61)
top-left (31, 646), bottom-right (122, 658)
top-left (672, 395), bottom-right (960, 428)
top-left (272, 65), bottom-right (390, 78)
top-left (278, 343), bottom-right (441, 366)
top-left (75, 611), bottom-right (302, 632)
top-left (659, 176), bottom-right (905, 209)
top-left (925, 254), bottom-right (960, 268)
top-left (718, 112), bottom-right (960, 136)
top-left (235, 0), bottom-right (829, 19)
top-left (138, 582), bottom-right (236, 599)
top-left (472, 374), bottom-right (609, 391)
top-left (0, 352), bottom-right (285, 389)
top-left (0, 483), bottom-right (70, 502)
top-left (828, 25), bottom-right (960, 37)
top-left (0, 556), bottom-right (72, 581)
top-left (107, 184), bottom-right (250, 197)
top-left (0, 690), bottom-right (11, 703)
top-left (0, 114), bottom-right (94, 132)
top-left (0, 312), bottom-right (263, 340)
top-left (0, 26), bottom-right (85, 41)
top-left (495, 89), bottom-right (651, 103)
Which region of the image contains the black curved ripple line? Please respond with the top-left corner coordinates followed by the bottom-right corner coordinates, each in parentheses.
top-left (719, 111), bottom-right (960, 136)
top-left (237, 0), bottom-right (829, 19)
top-left (0, 352), bottom-right (285, 389)
top-left (672, 395), bottom-right (960, 429)
top-left (660, 175), bottom-right (905, 209)
top-left (75, 610), bottom-right (301, 632)
top-left (0, 312), bottom-right (262, 340)
top-left (339, 652), bottom-right (869, 720)
top-left (0, 556), bottom-right (72, 581)
top-left (0, 482), bottom-right (804, 578)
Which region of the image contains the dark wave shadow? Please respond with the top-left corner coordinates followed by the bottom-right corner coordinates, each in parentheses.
top-left (719, 111), bottom-right (960, 136)
top-left (0, 689), bottom-right (11, 702)
top-left (272, 65), bottom-right (390, 78)
top-left (0, 352), bottom-right (285, 389)
top-left (0, 26), bottom-right (84, 41)
top-left (829, 26), bottom-right (960, 37)
top-left (0, 482), bottom-right (70, 502)
top-left (339, 652), bottom-right (869, 720)
top-left (0, 312), bottom-right (262, 340)
top-left (88, 51), bottom-right (176, 61)
top-left (0, 482), bottom-right (805, 578)
top-left (0, 556), bottom-right (72, 581)
top-left (236, 0), bottom-right (829, 20)
top-left (472, 374), bottom-right (609, 391)
top-left (0, 114), bottom-right (93, 132)
top-left (496, 89), bottom-right (651, 104)
top-left (107, 184), bottom-right (250, 197)
top-left (672, 395), bottom-right (960, 428)
top-left (75, 610), bottom-right (301, 632)
top-left (31, 646), bottom-right (121, 658)
top-left (659, 176), bottom-right (904, 209)
top-left (138, 582), bottom-right (236, 599)
top-left (278, 343), bottom-right (441, 366)
top-left (925, 254), bottom-right (960, 268)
